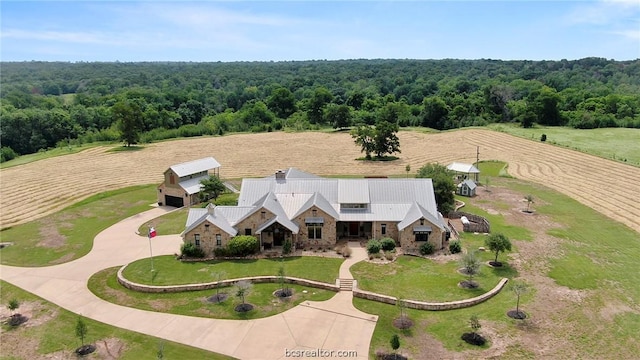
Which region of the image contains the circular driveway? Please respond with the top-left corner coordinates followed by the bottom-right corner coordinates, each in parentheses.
top-left (0, 207), bottom-right (377, 359)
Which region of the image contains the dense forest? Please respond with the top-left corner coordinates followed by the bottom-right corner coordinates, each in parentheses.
top-left (1, 58), bottom-right (639, 161)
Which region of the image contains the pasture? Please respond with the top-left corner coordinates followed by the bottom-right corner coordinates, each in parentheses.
top-left (2, 129), bottom-right (639, 236)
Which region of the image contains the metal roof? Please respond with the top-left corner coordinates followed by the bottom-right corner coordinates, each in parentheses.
top-left (265, 167), bottom-right (321, 180)
top-left (338, 179), bottom-right (370, 204)
top-left (459, 179), bottom-right (478, 190)
top-left (184, 204), bottom-right (237, 236)
top-left (169, 157), bottom-right (220, 177)
top-left (186, 168), bottom-right (446, 238)
top-left (447, 162), bottom-right (480, 174)
top-left (179, 175), bottom-right (209, 195)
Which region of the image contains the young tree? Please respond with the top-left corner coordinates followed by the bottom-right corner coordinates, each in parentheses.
top-left (75, 316), bottom-right (88, 346)
top-left (211, 270), bottom-right (227, 302)
top-left (235, 280), bottom-right (253, 305)
top-left (277, 263), bottom-right (291, 297)
top-left (390, 334), bottom-right (400, 360)
top-left (405, 164), bottom-right (411, 178)
top-left (510, 282), bottom-right (529, 319)
top-left (462, 314), bottom-right (486, 346)
top-left (416, 163), bottom-right (456, 213)
top-left (157, 340), bottom-right (165, 360)
top-left (7, 299), bottom-right (19, 316)
top-left (485, 233), bottom-right (512, 266)
top-left (524, 194), bottom-right (534, 212)
top-left (459, 251), bottom-right (481, 287)
top-left (199, 175), bottom-right (226, 202)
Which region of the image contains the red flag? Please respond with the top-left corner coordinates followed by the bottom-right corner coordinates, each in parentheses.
top-left (148, 227), bottom-right (157, 238)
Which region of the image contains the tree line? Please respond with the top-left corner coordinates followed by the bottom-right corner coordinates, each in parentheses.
top-left (1, 58), bottom-right (639, 160)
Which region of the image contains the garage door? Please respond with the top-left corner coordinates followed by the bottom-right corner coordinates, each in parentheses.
top-left (165, 195), bottom-right (184, 208)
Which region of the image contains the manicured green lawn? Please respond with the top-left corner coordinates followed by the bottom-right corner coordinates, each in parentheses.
top-left (476, 160), bottom-right (509, 178)
top-left (488, 124), bottom-right (640, 166)
top-left (122, 255), bottom-right (343, 285)
top-left (0, 185), bottom-right (157, 267)
top-left (89, 267), bottom-right (335, 320)
top-left (0, 280), bottom-right (235, 359)
top-left (137, 208), bottom-right (188, 236)
top-left (357, 175), bottom-right (640, 358)
top-left (351, 255), bottom-right (515, 302)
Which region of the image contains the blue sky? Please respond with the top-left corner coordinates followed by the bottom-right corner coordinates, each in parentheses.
top-left (1, 1), bottom-right (639, 62)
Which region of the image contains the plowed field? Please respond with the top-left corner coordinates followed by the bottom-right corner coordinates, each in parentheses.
top-left (1, 129), bottom-right (638, 234)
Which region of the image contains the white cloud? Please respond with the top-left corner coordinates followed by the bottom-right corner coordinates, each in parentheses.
top-left (566, 0), bottom-right (639, 25)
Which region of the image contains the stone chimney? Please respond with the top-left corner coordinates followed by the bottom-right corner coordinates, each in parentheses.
top-left (275, 169), bottom-right (286, 180)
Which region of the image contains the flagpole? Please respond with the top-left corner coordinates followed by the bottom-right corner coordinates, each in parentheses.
top-left (148, 226), bottom-right (155, 273)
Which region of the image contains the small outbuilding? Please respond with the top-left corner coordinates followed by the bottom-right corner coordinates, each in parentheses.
top-left (157, 157), bottom-right (220, 208)
top-left (447, 162), bottom-right (480, 182)
top-left (457, 179), bottom-right (477, 197)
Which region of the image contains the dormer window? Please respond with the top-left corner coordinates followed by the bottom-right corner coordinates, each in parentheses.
top-left (261, 211), bottom-right (266, 219)
top-left (312, 209), bottom-right (317, 217)
top-left (420, 219), bottom-right (424, 226)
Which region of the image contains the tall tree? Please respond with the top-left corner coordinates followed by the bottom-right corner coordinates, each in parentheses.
top-left (485, 233), bottom-right (512, 265)
top-left (267, 87), bottom-right (297, 119)
top-left (350, 125), bottom-right (376, 159)
top-left (326, 103), bottom-right (352, 129)
top-left (416, 164), bottom-right (456, 213)
top-left (112, 100), bottom-right (143, 147)
top-left (307, 87), bottom-right (333, 124)
top-left (199, 175), bottom-right (226, 202)
top-left (421, 96), bottom-right (449, 130)
top-left (373, 121), bottom-right (401, 158)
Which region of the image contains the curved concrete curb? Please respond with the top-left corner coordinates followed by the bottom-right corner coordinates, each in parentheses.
top-left (353, 278), bottom-right (509, 310)
top-left (117, 264), bottom-right (339, 293)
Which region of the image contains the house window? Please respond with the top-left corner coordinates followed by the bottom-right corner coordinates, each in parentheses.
top-left (194, 234), bottom-right (201, 247)
top-left (312, 209), bottom-right (317, 217)
top-left (261, 211), bottom-right (266, 219)
top-left (216, 234), bottom-right (222, 246)
top-left (159, 189), bottom-right (162, 193)
top-left (381, 224), bottom-right (387, 235)
top-left (245, 228), bottom-right (252, 236)
top-left (170, 174), bottom-right (175, 185)
top-left (308, 224), bottom-right (322, 240)
top-left (415, 233), bottom-right (429, 242)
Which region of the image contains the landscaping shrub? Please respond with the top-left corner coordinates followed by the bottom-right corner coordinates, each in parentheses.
top-left (419, 242), bottom-right (435, 255)
top-left (282, 238), bottom-right (292, 255)
top-left (227, 235), bottom-right (259, 257)
top-left (0, 147), bottom-right (18, 163)
top-left (367, 239), bottom-right (382, 255)
top-left (384, 252), bottom-right (394, 261)
top-left (213, 247), bottom-right (229, 258)
top-left (449, 240), bottom-right (462, 254)
top-left (380, 237), bottom-right (396, 251)
top-left (180, 243), bottom-right (205, 258)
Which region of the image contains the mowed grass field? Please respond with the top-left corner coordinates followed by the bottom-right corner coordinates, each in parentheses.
top-left (489, 124), bottom-right (640, 166)
top-left (2, 129), bottom-right (639, 235)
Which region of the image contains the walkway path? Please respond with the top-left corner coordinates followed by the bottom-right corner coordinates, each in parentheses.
top-left (0, 208), bottom-right (377, 360)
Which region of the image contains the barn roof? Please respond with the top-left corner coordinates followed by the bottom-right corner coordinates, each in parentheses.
top-left (169, 157), bottom-right (220, 177)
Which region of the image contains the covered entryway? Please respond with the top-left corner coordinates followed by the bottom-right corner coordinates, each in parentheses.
top-left (257, 219), bottom-right (297, 250)
top-left (164, 195), bottom-right (184, 208)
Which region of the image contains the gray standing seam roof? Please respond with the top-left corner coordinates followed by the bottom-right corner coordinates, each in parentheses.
top-left (170, 157), bottom-right (220, 178)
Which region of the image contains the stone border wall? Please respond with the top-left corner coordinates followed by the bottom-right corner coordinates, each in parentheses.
top-left (117, 265), bottom-right (339, 293)
top-left (448, 211), bottom-right (491, 233)
top-left (353, 278), bottom-right (508, 311)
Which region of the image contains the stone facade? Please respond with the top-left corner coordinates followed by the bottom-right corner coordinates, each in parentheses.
top-left (293, 206), bottom-right (337, 249)
top-left (399, 218), bottom-right (447, 253)
top-left (183, 220), bottom-right (233, 257)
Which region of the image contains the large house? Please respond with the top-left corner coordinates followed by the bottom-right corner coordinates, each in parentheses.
top-left (157, 157), bottom-right (221, 208)
top-left (182, 168), bottom-right (450, 256)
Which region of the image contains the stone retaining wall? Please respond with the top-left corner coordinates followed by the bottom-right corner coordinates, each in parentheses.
top-left (353, 278), bottom-right (508, 310)
top-left (116, 265), bottom-right (340, 293)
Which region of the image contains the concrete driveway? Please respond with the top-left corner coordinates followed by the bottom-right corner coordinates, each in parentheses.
top-left (0, 207), bottom-right (377, 359)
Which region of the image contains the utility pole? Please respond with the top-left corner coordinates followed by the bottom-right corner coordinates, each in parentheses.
top-left (475, 146), bottom-right (480, 182)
